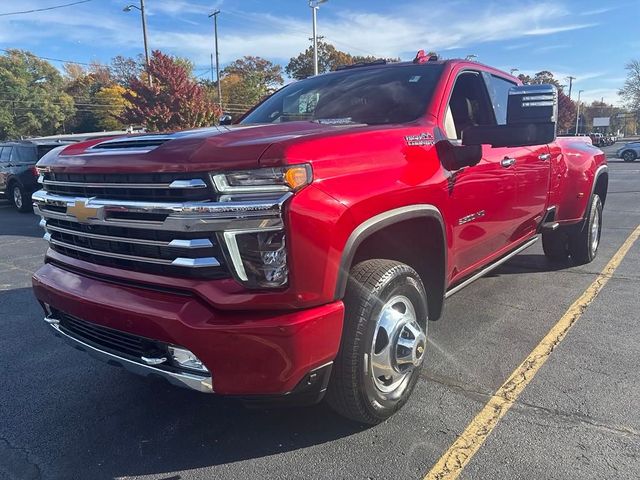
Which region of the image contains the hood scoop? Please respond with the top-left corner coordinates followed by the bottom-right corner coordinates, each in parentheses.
top-left (89, 135), bottom-right (173, 153)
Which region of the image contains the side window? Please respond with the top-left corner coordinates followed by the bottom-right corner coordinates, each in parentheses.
top-left (0, 147), bottom-right (11, 163)
top-left (483, 73), bottom-right (517, 125)
top-left (445, 72), bottom-right (496, 140)
top-left (13, 146), bottom-right (37, 163)
top-left (0, 147), bottom-right (4, 163)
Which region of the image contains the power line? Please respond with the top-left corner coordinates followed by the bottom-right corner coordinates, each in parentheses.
top-left (0, 48), bottom-right (94, 66)
top-left (0, 0), bottom-right (92, 17)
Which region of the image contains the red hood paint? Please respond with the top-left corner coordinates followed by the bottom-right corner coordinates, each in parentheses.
top-left (37, 122), bottom-right (366, 174)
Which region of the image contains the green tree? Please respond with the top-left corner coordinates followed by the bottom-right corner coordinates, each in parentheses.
top-left (285, 41), bottom-right (399, 80)
top-left (619, 59), bottom-right (640, 110)
top-left (221, 56), bottom-right (283, 107)
top-left (0, 49), bottom-right (74, 140)
top-left (121, 50), bottom-right (221, 131)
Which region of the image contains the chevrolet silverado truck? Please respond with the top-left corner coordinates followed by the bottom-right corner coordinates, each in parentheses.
top-left (32, 53), bottom-right (608, 424)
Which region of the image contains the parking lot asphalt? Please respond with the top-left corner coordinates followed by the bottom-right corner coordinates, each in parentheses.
top-left (1, 144), bottom-right (639, 480)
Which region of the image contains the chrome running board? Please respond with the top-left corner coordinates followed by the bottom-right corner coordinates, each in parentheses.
top-left (445, 236), bottom-right (539, 298)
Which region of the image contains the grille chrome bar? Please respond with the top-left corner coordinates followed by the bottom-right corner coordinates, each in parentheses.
top-left (32, 190), bottom-right (289, 232)
top-left (43, 223), bottom-right (214, 249)
top-left (41, 178), bottom-right (207, 190)
top-left (48, 237), bottom-right (220, 268)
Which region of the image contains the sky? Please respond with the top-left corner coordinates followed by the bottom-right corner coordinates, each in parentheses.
top-left (0, 0), bottom-right (638, 105)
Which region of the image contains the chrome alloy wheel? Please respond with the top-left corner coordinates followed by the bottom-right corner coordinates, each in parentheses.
top-left (591, 204), bottom-right (601, 255)
top-left (369, 295), bottom-right (426, 399)
top-left (13, 185), bottom-right (22, 209)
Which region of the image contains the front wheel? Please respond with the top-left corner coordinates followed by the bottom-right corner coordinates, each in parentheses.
top-left (326, 259), bottom-right (428, 424)
top-left (622, 150), bottom-right (637, 162)
top-left (568, 194), bottom-right (603, 264)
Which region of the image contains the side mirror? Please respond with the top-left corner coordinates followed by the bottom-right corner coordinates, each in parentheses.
top-left (436, 140), bottom-right (482, 171)
top-left (219, 114), bottom-right (233, 126)
top-left (462, 84), bottom-right (557, 148)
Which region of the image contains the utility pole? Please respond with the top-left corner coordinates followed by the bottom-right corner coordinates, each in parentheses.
top-left (309, 0), bottom-right (328, 76)
top-left (566, 76), bottom-right (575, 99)
top-left (575, 90), bottom-right (584, 135)
top-left (208, 9), bottom-right (222, 108)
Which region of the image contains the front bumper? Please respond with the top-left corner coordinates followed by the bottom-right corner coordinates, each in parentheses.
top-left (33, 262), bottom-right (344, 396)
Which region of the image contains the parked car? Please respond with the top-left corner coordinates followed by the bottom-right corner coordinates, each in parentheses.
top-left (0, 140), bottom-right (72, 212)
top-left (31, 54), bottom-right (607, 424)
top-left (617, 141), bottom-right (640, 162)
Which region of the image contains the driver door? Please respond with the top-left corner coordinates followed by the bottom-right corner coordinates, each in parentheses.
top-left (442, 71), bottom-right (520, 283)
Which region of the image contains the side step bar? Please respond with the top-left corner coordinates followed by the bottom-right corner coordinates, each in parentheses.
top-left (445, 236), bottom-right (539, 298)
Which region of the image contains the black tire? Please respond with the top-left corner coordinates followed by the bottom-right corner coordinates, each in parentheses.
top-left (622, 150), bottom-right (637, 162)
top-left (9, 182), bottom-right (32, 213)
top-left (542, 230), bottom-right (569, 262)
top-left (568, 194), bottom-right (603, 265)
top-left (326, 259), bottom-right (428, 424)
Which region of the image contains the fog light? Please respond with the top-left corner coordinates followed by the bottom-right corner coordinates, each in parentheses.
top-left (168, 346), bottom-right (209, 374)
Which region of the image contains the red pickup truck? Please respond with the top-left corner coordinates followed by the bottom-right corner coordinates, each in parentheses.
top-left (32, 54), bottom-right (607, 424)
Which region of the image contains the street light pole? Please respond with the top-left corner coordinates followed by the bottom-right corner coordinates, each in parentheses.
top-left (208, 9), bottom-right (222, 109)
top-left (575, 89), bottom-right (584, 135)
top-left (124, 1), bottom-right (151, 86)
top-left (566, 76), bottom-right (575, 99)
top-left (309, 0), bottom-right (328, 76)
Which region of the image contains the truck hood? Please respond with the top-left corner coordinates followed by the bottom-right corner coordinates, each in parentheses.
top-left (38, 122), bottom-right (363, 174)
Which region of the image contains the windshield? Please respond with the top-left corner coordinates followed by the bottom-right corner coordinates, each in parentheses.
top-left (241, 64), bottom-right (444, 126)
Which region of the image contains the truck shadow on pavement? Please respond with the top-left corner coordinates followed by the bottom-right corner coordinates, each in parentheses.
top-left (1, 287), bottom-right (368, 480)
top-left (490, 254), bottom-right (573, 276)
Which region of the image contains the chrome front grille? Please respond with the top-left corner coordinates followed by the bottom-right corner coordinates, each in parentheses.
top-left (42, 217), bottom-right (225, 278)
top-left (40, 171), bottom-right (212, 202)
top-left (32, 186), bottom-right (290, 281)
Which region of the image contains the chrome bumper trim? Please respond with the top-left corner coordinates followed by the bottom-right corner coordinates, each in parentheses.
top-left (45, 315), bottom-right (214, 393)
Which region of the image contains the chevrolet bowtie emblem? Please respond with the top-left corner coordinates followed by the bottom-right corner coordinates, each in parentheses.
top-left (66, 199), bottom-right (102, 223)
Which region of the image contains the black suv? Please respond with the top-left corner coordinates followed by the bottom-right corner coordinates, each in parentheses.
top-left (0, 140), bottom-right (70, 212)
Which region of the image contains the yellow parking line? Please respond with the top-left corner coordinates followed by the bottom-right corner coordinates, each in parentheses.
top-left (424, 224), bottom-right (640, 480)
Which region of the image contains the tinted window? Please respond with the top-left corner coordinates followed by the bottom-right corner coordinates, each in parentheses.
top-left (447, 72), bottom-right (497, 139)
top-left (37, 145), bottom-right (60, 159)
top-left (0, 147), bottom-right (12, 163)
top-left (241, 64), bottom-right (444, 126)
top-left (12, 146), bottom-right (37, 163)
top-left (483, 73), bottom-right (516, 125)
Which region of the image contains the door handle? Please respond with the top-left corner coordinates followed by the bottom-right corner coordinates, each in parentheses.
top-left (538, 153), bottom-right (551, 161)
top-left (501, 157), bottom-right (516, 168)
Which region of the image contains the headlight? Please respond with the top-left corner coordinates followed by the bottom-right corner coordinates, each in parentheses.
top-left (223, 229), bottom-right (288, 288)
top-left (211, 165), bottom-right (312, 194)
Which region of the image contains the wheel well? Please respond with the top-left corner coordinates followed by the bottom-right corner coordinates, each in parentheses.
top-left (350, 217), bottom-right (446, 320)
top-left (594, 172), bottom-right (608, 206)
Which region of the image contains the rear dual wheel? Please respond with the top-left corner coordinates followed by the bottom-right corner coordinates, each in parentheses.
top-left (326, 259), bottom-right (428, 424)
top-left (542, 194), bottom-right (602, 265)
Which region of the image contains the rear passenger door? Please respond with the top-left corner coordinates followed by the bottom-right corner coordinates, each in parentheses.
top-left (483, 73), bottom-right (551, 238)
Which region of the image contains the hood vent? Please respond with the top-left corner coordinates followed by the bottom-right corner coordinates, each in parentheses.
top-left (89, 135), bottom-right (173, 152)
